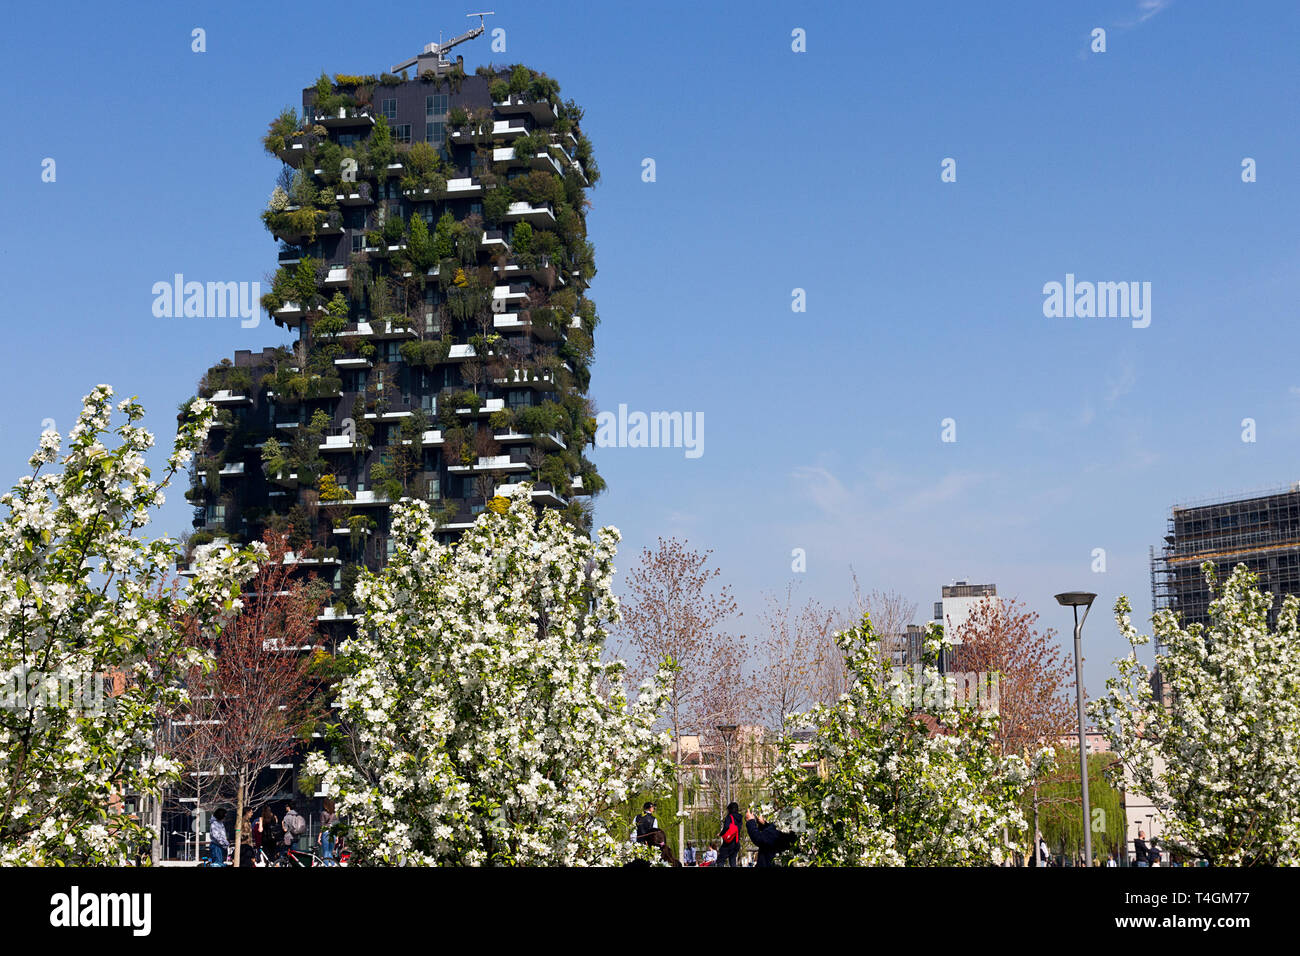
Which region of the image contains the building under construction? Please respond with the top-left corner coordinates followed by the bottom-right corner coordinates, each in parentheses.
top-left (1151, 484), bottom-right (1300, 643)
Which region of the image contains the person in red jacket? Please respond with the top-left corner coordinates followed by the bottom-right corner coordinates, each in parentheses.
top-left (715, 803), bottom-right (743, 867)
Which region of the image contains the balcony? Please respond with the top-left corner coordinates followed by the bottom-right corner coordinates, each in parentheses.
top-left (502, 202), bottom-right (556, 227)
top-left (275, 140), bottom-right (311, 167)
top-left (333, 356), bottom-right (372, 370)
top-left (452, 119), bottom-right (528, 143)
top-left (448, 455), bottom-right (531, 474)
top-left (334, 187), bottom-right (373, 206)
top-left (274, 301), bottom-right (307, 327)
top-left (494, 429), bottom-right (566, 451)
top-left (319, 433), bottom-right (360, 453)
top-left (454, 397), bottom-right (505, 416)
top-left (353, 319), bottom-right (417, 339)
top-left (218, 461), bottom-right (246, 477)
top-left (571, 475), bottom-right (592, 496)
top-left (493, 367), bottom-right (557, 390)
top-left (445, 177), bottom-right (483, 197)
top-left (208, 390), bottom-right (252, 406)
top-left (363, 408), bottom-right (415, 422)
top-left (530, 485), bottom-right (569, 508)
top-left (481, 230), bottom-right (510, 253)
top-left (313, 107), bottom-right (375, 129)
top-left (492, 284), bottom-right (531, 310)
top-left (399, 429), bottom-right (444, 446)
top-left (323, 266), bottom-right (349, 288)
top-left (493, 94), bottom-right (556, 124)
top-left (322, 489), bottom-right (393, 508)
top-left (317, 607), bottom-right (355, 623)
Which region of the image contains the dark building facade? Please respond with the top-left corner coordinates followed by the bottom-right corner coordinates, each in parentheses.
top-left (187, 53), bottom-right (603, 615)
top-left (1151, 485), bottom-right (1300, 642)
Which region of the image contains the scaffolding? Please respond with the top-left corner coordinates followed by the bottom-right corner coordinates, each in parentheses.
top-left (1151, 484), bottom-right (1300, 646)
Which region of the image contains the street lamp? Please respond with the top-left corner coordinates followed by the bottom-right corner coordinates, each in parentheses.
top-left (1056, 591), bottom-right (1096, 867)
top-left (716, 724), bottom-right (738, 811)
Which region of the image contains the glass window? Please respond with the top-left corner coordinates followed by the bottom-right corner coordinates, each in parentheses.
top-left (426, 94), bottom-right (448, 116)
top-left (425, 121), bottom-right (445, 145)
top-left (381, 98), bottom-right (397, 121)
top-left (394, 124), bottom-right (412, 144)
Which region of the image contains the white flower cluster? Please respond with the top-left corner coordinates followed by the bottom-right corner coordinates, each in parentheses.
top-left (1091, 563), bottom-right (1300, 865)
top-left (770, 619), bottom-right (1032, 866)
top-left (0, 387), bottom-right (262, 865)
top-left (310, 487), bottom-right (671, 866)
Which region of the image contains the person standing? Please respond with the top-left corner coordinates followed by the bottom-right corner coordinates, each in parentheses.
top-left (282, 802), bottom-right (307, 856)
top-left (633, 802), bottom-right (659, 845)
top-left (238, 809), bottom-right (255, 867)
top-left (319, 798), bottom-right (338, 865)
top-left (715, 802), bottom-right (743, 867)
top-left (1133, 830), bottom-right (1149, 868)
top-left (683, 841), bottom-right (697, 866)
top-left (261, 806), bottom-right (283, 865)
top-left (208, 808), bottom-right (230, 866)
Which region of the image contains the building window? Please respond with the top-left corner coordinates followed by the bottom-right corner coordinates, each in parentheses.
top-left (425, 120), bottom-right (445, 145)
top-left (394, 124), bottom-right (412, 144)
top-left (351, 233), bottom-right (365, 253)
top-left (338, 133), bottom-right (360, 149)
top-left (426, 94), bottom-right (448, 116)
top-left (381, 98), bottom-right (397, 121)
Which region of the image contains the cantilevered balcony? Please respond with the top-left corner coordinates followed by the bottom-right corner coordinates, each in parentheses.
top-left (319, 432), bottom-right (360, 453)
top-left (208, 390), bottom-right (253, 406)
top-left (332, 356), bottom-right (372, 370)
top-left (314, 107), bottom-right (375, 129)
top-left (493, 94), bottom-right (556, 124)
top-left (502, 201), bottom-right (556, 227)
top-left (323, 265), bottom-right (349, 288)
top-left (494, 429), bottom-right (566, 451)
top-left (492, 367), bottom-right (558, 390)
top-left (447, 455), bottom-right (531, 475)
top-left (334, 186), bottom-right (373, 206)
top-left (275, 140), bottom-right (311, 167)
top-left (492, 284), bottom-right (531, 310)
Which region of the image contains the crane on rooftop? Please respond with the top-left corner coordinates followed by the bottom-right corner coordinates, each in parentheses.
top-left (392, 11), bottom-right (494, 74)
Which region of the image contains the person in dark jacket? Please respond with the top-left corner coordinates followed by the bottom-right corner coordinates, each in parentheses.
top-left (1133, 831), bottom-right (1149, 868)
top-left (261, 806), bottom-right (284, 865)
top-left (715, 803), bottom-right (743, 867)
top-left (633, 802), bottom-right (659, 844)
top-left (744, 810), bottom-right (794, 867)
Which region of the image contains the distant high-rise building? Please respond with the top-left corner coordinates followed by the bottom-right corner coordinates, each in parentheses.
top-left (1151, 484), bottom-right (1300, 640)
top-left (932, 581), bottom-right (998, 644)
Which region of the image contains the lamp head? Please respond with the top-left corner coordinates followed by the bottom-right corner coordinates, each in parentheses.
top-left (1055, 592), bottom-right (1097, 609)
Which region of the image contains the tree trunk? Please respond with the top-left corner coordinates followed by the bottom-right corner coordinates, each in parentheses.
top-left (233, 767), bottom-right (246, 867)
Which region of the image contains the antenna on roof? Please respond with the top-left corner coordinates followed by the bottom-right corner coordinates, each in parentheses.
top-left (392, 11), bottom-right (494, 74)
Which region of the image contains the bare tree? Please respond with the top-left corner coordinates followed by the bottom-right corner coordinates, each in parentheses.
top-left (619, 538), bottom-right (739, 852)
top-left (754, 586), bottom-right (836, 735)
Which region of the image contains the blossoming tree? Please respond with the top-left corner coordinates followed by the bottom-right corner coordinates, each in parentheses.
top-left (308, 489), bottom-right (670, 865)
top-left (0, 387), bottom-right (263, 865)
top-left (1091, 564), bottom-right (1300, 865)
top-left (770, 616), bottom-right (1048, 866)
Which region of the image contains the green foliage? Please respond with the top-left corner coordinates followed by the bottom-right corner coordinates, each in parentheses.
top-left (490, 79), bottom-right (509, 103)
top-left (482, 184), bottom-right (513, 225)
top-left (398, 335), bottom-right (453, 369)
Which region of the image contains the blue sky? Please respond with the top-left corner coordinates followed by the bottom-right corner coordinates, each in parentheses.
top-left (2, 0), bottom-right (1298, 696)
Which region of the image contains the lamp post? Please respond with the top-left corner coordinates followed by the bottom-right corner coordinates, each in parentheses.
top-left (716, 724), bottom-right (738, 812)
top-left (1056, 591), bottom-right (1096, 867)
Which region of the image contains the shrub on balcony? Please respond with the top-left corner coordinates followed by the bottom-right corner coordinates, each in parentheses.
top-left (318, 473), bottom-right (350, 503)
top-left (538, 454), bottom-right (570, 492)
top-left (490, 79), bottom-right (509, 102)
top-left (489, 408), bottom-right (515, 431)
top-left (382, 212), bottom-right (406, 245)
top-left (448, 105), bottom-right (469, 128)
top-left (262, 107), bottom-right (300, 156)
top-left (368, 117), bottom-right (398, 180)
top-left (399, 335), bottom-right (453, 369)
top-left (508, 64), bottom-right (532, 95)
top-left (482, 184), bottom-right (513, 225)
top-left (529, 75), bottom-right (560, 103)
